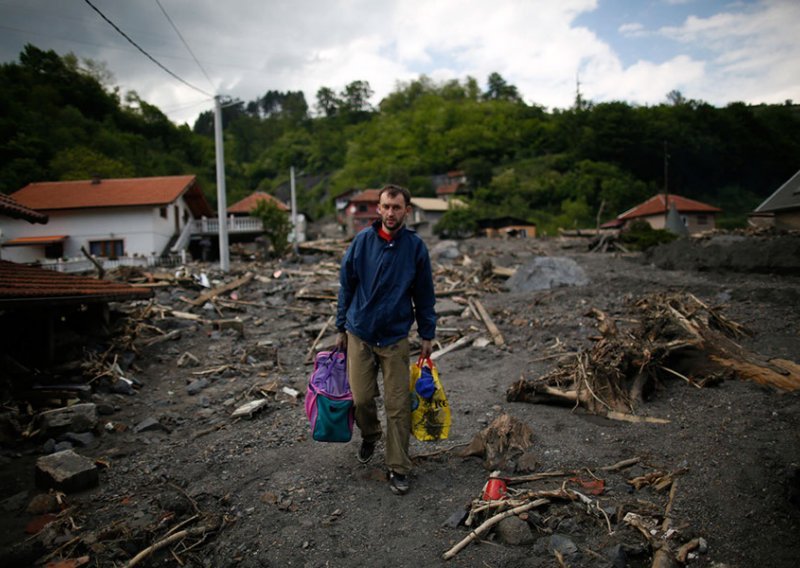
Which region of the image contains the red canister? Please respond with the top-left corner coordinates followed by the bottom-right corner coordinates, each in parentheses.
top-left (482, 476), bottom-right (508, 500)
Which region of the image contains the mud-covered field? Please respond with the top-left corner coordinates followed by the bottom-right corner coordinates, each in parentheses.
top-left (1, 234), bottom-right (799, 568)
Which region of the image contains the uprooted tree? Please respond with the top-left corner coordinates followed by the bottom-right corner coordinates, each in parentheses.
top-left (507, 292), bottom-right (800, 417)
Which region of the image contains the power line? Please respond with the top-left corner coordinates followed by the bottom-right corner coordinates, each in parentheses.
top-left (154, 0), bottom-right (215, 92)
top-left (82, 0), bottom-right (213, 98)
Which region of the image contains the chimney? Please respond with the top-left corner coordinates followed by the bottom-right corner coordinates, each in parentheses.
top-left (91, 174), bottom-right (102, 185)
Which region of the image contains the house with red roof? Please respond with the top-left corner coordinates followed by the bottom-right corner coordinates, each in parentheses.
top-left (343, 189), bottom-right (381, 236)
top-left (1, 175), bottom-right (213, 265)
top-left (434, 170), bottom-right (470, 201)
top-left (603, 194), bottom-right (721, 235)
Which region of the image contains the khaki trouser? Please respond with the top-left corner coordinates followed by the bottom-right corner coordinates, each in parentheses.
top-left (346, 333), bottom-right (412, 475)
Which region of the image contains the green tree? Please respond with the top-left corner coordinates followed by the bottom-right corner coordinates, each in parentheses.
top-left (251, 199), bottom-right (291, 257)
top-left (434, 205), bottom-right (479, 239)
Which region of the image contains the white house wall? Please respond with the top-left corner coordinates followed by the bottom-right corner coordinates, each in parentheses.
top-left (0, 196), bottom-right (193, 262)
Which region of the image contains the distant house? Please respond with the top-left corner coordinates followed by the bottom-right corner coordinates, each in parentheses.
top-left (2, 175), bottom-right (213, 265)
top-left (332, 188), bottom-right (361, 231)
top-left (477, 216), bottom-right (537, 238)
top-left (606, 194), bottom-right (721, 235)
top-left (343, 189), bottom-right (381, 236)
top-left (749, 169), bottom-right (800, 230)
top-left (226, 191), bottom-right (306, 247)
top-left (409, 197), bottom-right (466, 238)
top-left (228, 191), bottom-right (289, 216)
top-left (434, 170), bottom-right (470, 201)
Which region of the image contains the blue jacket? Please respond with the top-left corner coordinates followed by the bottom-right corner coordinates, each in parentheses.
top-left (336, 220), bottom-right (436, 347)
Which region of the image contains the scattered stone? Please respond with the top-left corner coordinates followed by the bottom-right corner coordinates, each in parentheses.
top-left (35, 450), bottom-right (99, 493)
top-left (435, 298), bottom-right (463, 316)
top-left (38, 403), bottom-right (98, 435)
top-left (548, 533), bottom-right (578, 556)
top-left (515, 450), bottom-right (538, 473)
top-left (443, 507), bottom-right (469, 528)
top-left (59, 431), bottom-right (95, 447)
top-left (26, 493), bottom-right (60, 515)
top-left (134, 417), bottom-right (170, 433)
top-left (495, 515), bottom-right (534, 545)
top-left (109, 377), bottom-right (135, 395)
top-left (186, 378), bottom-right (210, 396)
top-left (603, 543), bottom-right (627, 568)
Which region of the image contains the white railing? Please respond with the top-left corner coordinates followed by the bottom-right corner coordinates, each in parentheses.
top-left (194, 215), bottom-right (263, 234)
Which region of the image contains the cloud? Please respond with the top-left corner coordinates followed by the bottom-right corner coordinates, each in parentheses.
top-left (1, 0), bottom-right (797, 124)
top-left (657, 0), bottom-right (800, 103)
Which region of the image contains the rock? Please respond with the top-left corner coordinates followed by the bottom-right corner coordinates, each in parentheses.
top-left (603, 543), bottom-right (627, 568)
top-left (442, 507), bottom-right (469, 528)
top-left (515, 450), bottom-right (538, 473)
top-left (59, 431), bottom-right (95, 447)
top-left (134, 417), bottom-right (170, 433)
top-left (187, 378), bottom-right (210, 396)
top-left (430, 240), bottom-right (460, 260)
top-left (109, 377), bottom-right (135, 395)
top-left (26, 493), bottom-right (59, 515)
top-left (38, 403), bottom-right (98, 435)
top-left (495, 516), bottom-right (534, 545)
top-left (35, 450), bottom-right (99, 493)
top-left (548, 533), bottom-right (578, 556)
top-left (505, 256), bottom-right (589, 292)
top-left (435, 298), bottom-right (463, 316)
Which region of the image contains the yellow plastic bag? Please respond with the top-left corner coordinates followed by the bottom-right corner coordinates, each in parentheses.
top-left (409, 357), bottom-right (451, 441)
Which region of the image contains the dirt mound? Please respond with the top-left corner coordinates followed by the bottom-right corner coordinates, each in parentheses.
top-left (645, 233), bottom-right (800, 274)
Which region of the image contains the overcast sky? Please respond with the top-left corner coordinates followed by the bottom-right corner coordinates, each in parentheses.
top-left (1, 0), bottom-right (798, 126)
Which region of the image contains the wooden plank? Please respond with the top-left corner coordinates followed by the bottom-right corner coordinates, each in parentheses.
top-left (187, 272), bottom-right (254, 307)
top-left (469, 298), bottom-right (505, 347)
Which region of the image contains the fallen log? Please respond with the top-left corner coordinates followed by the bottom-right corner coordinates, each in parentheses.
top-left (188, 272), bottom-right (254, 307)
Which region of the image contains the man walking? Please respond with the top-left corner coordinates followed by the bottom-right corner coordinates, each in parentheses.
top-left (336, 184), bottom-right (437, 495)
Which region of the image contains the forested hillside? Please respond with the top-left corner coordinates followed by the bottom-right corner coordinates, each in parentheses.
top-left (3, 45), bottom-right (798, 233)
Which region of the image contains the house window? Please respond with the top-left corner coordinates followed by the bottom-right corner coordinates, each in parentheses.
top-left (696, 215), bottom-right (708, 225)
top-left (90, 239), bottom-right (124, 259)
top-left (358, 204), bottom-right (368, 212)
top-left (160, 206), bottom-right (168, 218)
top-left (44, 243), bottom-right (64, 259)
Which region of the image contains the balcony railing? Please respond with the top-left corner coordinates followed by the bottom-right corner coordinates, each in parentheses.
top-left (193, 215), bottom-right (263, 234)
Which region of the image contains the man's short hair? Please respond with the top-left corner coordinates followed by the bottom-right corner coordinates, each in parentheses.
top-left (379, 184), bottom-right (411, 206)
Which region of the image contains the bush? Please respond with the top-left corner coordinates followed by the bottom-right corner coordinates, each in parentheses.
top-left (619, 220), bottom-right (678, 251)
top-left (433, 206), bottom-right (478, 239)
top-left (251, 199), bottom-right (291, 257)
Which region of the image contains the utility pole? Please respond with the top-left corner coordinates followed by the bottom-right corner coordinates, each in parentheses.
top-left (214, 95), bottom-right (230, 272)
top-left (290, 166), bottom-right (299, 255)
top-left (663, 140), bottom-right (670, 225)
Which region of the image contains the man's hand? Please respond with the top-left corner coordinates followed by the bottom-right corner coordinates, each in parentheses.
top-left (420, 339), bottom-right (433, 360)
top-left (336, 332), bottom-right (348, 351)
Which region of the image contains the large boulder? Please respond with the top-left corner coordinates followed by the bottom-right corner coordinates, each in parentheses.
top-left (505, 257), bottom-right (589, 292)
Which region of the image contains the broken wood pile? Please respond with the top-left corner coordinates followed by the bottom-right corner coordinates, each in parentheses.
top-left (444, 451), bottom-right (701, 567)
top-left (423, 414), bottom-right (702, 565)
top-left (507, 292), bottom-right (800, 419)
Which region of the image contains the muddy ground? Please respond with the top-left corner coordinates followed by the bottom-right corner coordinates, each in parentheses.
top-left (1, 233), bottom-right (799, 568)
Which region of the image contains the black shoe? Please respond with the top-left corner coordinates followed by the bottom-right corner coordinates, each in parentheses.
top-left (388, 470), bottom-right (409, 495)
top-left (357, 440), bottom-right (375, 464)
